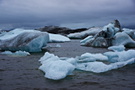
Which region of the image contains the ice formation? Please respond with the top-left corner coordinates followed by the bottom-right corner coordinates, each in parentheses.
top-left (39, 49), bottom-right (135, 80)
top-left (0, 29), bottom-right (49, 52)
top-left (1, 51), bottom-right (30, 56)
top-left (39, 52), bottom-right (75, 80)
top-left (49, 33), bottom-right (70, 42)
top-left (80, 20), bottom-right (135, 48)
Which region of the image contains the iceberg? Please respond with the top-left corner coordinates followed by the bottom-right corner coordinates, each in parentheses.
top-left (39, 52), bottom-right (75, 80)
top-left (0, 28), bottom-right (49, 52)
top-left (1, 51), bottom-right (30, 56)
top-left (49, 33), bottom-right (70, 43)
top-left (80, 20), bottom-right (135, 48)
top-left (77, 53), bottom-right (108, 62)
top-left (112, 32), bottom-right (135, 47)
top-left (108, 45), bottom-right (125, 52)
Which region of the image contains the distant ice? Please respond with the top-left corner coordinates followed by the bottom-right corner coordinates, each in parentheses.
top-left (1, 50), bottom-right (30, 56)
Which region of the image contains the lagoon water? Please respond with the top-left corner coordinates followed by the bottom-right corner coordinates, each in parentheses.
top-left (0, 40), bottom-right (135, 90)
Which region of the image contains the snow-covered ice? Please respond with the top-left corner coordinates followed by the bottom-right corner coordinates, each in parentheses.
top-left (1, 50), bottom-right (30, 56)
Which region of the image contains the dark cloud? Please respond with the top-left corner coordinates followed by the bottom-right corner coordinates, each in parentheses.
top-left (0, 0), bottom-right (135, 29)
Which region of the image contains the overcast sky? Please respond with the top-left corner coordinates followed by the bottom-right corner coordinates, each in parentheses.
top-left (0, 0), bottom-right (135, 29)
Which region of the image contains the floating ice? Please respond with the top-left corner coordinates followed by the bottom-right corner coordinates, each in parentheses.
top-left (108, 45), bottom-right (125, 52)
top-left (1, 50), bottom-right (30, 56)
top-left (39, 50), bottom-right (135, 80)
top-left (104, 49), bottom-right (135, 62)
top-left (49, 33), bottom-right (70, 42)
top-left (39, 52), bottom-right (75, 80)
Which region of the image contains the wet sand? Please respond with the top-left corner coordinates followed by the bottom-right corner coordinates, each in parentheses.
top-left (0, 40), bottom-right (135, 90)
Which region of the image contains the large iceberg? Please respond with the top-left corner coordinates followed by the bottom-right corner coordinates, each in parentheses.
top-left (81, 20), bottom-right (135, 48)
top-left (0, 29), bottom-right (49, 52)
top-left (39, 49), bottom-right (135, 80)
top-left (39, 52), bottom-right (75, 80)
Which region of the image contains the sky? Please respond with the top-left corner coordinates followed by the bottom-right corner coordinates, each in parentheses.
top-left (0, 0), bottom-right (135, 29)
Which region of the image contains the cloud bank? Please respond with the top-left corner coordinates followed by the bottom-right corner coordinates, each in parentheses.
top-left (0, 0), bottom-right (135, 29)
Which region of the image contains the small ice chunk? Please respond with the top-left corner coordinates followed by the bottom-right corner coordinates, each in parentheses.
top-left (108, 45), bottom-right (125, 52)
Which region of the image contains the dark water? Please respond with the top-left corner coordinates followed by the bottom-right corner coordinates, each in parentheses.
top-left (0, 40), bottom-right (135, 90)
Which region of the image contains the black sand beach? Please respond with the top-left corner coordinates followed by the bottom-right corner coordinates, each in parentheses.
top-left (0, 40), bottom-right (135, 90)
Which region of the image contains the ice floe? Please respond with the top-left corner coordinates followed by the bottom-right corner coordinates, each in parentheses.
top-left (1, 50), bottom-right (30, 56)
top-left (80, 20), bottom-right (135, 48)
top-left (0, 28), bottom-right (70, 52)
top-left (39, 52), bottom-right (75, 80)
top-left (39, 49), bottom-right (135, 80)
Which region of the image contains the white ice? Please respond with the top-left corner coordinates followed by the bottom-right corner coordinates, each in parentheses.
top-left (49, 33), bottom-right (70, 43)
top-left (1, 50), bottom-right (30, 56)
top-left (39, 51), bottom-right (135, 80)
top-left (39, 52), bottom-right (75, 80)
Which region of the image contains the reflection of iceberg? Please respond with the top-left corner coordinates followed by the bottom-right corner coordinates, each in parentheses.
top-left (39, 47), bottom-right (135, 80)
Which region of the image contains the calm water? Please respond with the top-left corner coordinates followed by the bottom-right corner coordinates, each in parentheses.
top-left (0, 40), bottom-right (135, 90)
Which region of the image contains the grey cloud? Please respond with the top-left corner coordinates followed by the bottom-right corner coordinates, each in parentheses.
top-left (0, 0), bottom-right (135, 29)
